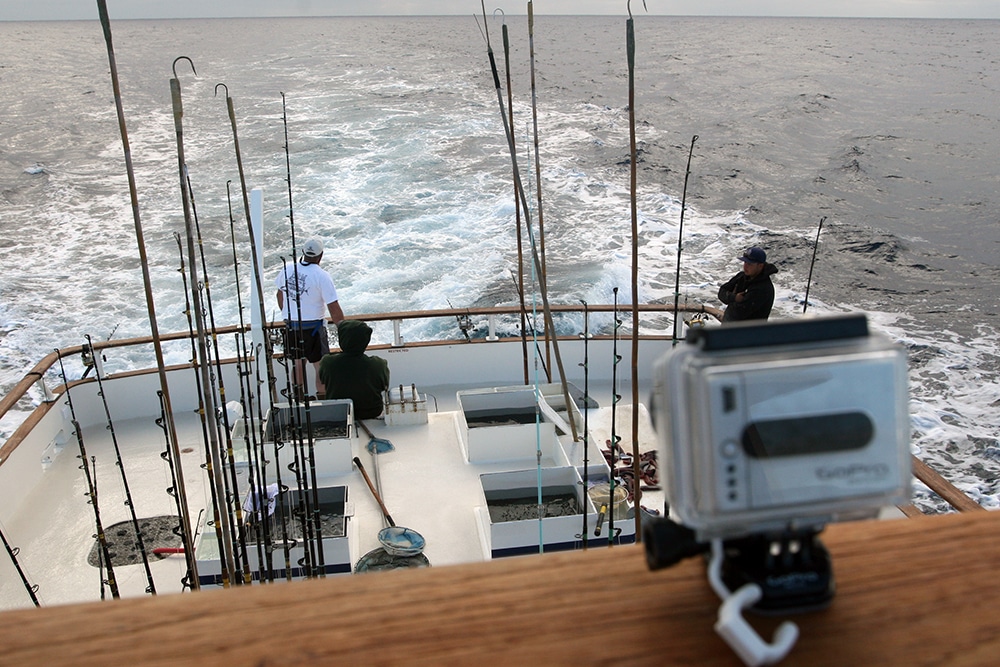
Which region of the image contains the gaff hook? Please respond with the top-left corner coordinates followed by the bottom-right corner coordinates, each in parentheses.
top-left (172, 56), bottom-right (196, 80)
top-left (493, 7), bottom-right (505, 25)
top-left (626, 0), bottom-right (649, 20)
top-left (214, 83), bottom-right (229, 99)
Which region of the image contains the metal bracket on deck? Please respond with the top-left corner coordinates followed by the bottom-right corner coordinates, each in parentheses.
top-left (391, 320), bottom-right (404, 347)
top-left (81, 342), bottom-right (106, 380)
top-left (486, 314), bottom-right (499, 341)
top-left (33, 372), bottom-right (57, 404)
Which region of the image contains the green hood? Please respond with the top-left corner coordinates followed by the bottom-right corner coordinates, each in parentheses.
top-left (337, 320), bottom-right (372, 354)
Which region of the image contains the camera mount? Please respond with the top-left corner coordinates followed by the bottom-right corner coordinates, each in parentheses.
top-left (717, 528), bottom-right (834, 614)
top-left (644, 518), bottom-right (834, 665)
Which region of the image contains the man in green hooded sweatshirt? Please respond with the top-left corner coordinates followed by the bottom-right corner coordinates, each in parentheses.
top-left (319, 320), bottom-right (390, 419)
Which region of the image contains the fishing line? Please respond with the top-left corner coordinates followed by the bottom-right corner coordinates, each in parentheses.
top-left (95, 0), bottom-right (198, 586)
top-left (172, 59), bottom-right (237, 588)
top-left (56, 350), bottom-right (119, 600)
top-left (84, 333), bottom-right (157, 594)
top-left (803, 216), bottom-right (826, 314)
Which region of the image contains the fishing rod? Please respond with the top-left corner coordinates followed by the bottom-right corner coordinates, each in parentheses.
top-left (527, 1), bottom-right (552, 382)
top-left (173, 232), bottom-right (233, 588)
top-left (261, 338), bottom-right (296, 581)
top-left (232, 338), bottom-right (267, 581)
top-left (155, 389), bottom-right (197, 590)
top-left (171, 59), bottom-right (237, 588)
top-left (580, 300), bottom-right (591, 549)
top-left (608, 288), bottom-right (623, 547)
top-left (498, 11), bottom-right (531, 384)
top-left (477, 3), bottom-right (579, 442)
top-left (1, 522), bottom-right (40, 607)
top-left (80, 323), bottom-right (121, 380)
top-left (281, 92), bottom-right (327, 576)
top-left (672, 134), bottom-right (698, 345)
top-left (186, 172), bottom-right (253, 584)
top-left (91, 455), bottom-right (107, 600)
top-left (216, 82), bottom-right (280, 426)
top-left (84, 333), bottom-right (157, 594)
top-left (56, 350), bottom-right (119, 600)
top-left (273, 281), bottom-right (316, 580)
top-left (446, 298), bottom-right (474, 341)
top-left (227, 180), bottom-right (272, 582)
top-left (280, 92), bottom-right (310, 400)
top-left (275, 245), bottom-right (321, 575)
top-left (803, 216), bottom-right (827, 314)
top-left (626, 0), bottom-right (649, 540)
top-left (95, 0), bottom-right (198, 586)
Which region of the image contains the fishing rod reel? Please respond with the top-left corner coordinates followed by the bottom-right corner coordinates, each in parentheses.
top-left (268, 327), bottom-right (285, 351)
top-left (683, 311), bottom-right (712, 329)
top-left (644, 315), bottom-right (912, 666)
top-left (447, 299), bottom-right (474, 342)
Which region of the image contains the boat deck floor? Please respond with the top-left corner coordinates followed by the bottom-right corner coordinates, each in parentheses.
top-left (1, 380), bottom-right (663, 610)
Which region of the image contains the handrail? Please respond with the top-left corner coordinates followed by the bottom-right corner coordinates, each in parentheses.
top-left (0, 303), bottom-right (719, 428)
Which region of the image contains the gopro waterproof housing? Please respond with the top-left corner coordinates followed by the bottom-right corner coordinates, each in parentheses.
top-left (652, 314), bottom-right (911, 542)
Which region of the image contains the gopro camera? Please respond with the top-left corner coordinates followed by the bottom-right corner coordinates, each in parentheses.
top-left (652, 314), bottom-right (911, 542)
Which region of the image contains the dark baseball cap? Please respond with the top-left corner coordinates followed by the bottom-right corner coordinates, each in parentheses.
top-left (737, 247), bottom-right (766, 264)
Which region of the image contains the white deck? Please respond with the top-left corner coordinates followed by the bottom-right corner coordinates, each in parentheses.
top-left (0, 371), bottom-right (663, 610)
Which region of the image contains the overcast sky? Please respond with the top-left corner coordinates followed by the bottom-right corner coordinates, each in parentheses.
top-left (2, 1), bottom-right (999, 22)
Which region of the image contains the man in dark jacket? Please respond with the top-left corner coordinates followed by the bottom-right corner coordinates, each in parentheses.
top-left (717, 246), bottom-right (778, 322)
top-left (319, 320), bottom-right (390, 419)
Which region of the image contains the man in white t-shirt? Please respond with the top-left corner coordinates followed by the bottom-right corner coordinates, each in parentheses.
top-left (274, 238), bottom-right (345, 398)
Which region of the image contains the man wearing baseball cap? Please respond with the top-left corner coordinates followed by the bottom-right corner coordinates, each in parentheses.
top-left (717, 246), bottom-right (778, 322)
top-left (274, 237), bottom-right (345, 398)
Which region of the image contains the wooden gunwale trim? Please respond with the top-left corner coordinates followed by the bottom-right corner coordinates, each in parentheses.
top-left (1, 510), bottom-right (998, 665)
top-left (911, 455), bottom-right (985, 513)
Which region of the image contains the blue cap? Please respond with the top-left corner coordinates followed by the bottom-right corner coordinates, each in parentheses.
top-left (738, 247), bottom-right (766, 264)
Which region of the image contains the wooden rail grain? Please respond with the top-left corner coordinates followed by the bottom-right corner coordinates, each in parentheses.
top-left (1, 510), bottom-right (997, 666)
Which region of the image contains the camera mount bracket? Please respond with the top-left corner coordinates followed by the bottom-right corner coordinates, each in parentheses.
top-left (717, 528), bottom-right (834, 614)
top-left (644, 519), bottom-right (835, 666)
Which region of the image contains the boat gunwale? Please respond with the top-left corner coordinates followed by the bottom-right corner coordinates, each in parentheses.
top-left (0, 302), bottom-right (720, 464)
top-left (3, 302), bottom-right (981, 516)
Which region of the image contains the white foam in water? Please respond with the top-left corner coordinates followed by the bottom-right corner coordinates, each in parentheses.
top-left (2, 18), bottom-right (998, 515)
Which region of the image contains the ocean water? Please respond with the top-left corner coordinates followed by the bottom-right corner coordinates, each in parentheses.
top-left (1, 15), bottom-right (999, 513)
